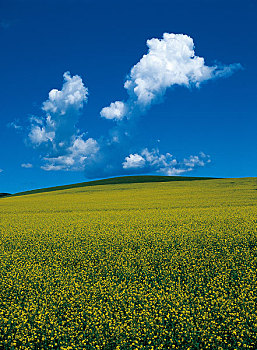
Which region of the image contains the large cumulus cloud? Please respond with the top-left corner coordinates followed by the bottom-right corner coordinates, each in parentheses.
top-left (100, 33), bottom-right (241, 121)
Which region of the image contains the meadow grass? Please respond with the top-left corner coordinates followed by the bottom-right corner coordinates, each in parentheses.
top-left (0, 177), bottom-right (257, 349)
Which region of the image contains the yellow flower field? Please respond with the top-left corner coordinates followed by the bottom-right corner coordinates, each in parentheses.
top-left (0, 178), bottom-right (257, 349)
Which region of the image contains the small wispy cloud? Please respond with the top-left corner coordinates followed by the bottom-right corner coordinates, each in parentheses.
top-left (0, 168), bottom-right (3, 173)
top-left (123, 149), bottom-right (210, 175)
top-left (101, 33), bottom-right (242, 121)
top-left (21, 163), bottom-right (33, 168)
top-left (7, 120), bottom-right (23, 131)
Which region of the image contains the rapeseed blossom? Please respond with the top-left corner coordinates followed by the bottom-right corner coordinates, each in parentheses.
top-left (0, 178), bottom-right (256, 349)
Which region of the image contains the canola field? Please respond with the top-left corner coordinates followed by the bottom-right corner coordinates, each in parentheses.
top-left (0, 177), bottom-right (257, 350)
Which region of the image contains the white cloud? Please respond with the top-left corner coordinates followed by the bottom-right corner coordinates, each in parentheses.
top-left (100, 101), bottom-right (127, 120)
top-left (122, 148), bottom-right (210, 175)
top-left (183, 154), bottom-right (209, 168)
top-left (40, 164), bottom-right (64, 171)
top-left (42, 72), bottom-right (88, 115)
top-left (29, 116), bottom-right (44, 125)
top-left (164, 168), bottom-right (188, 176)
top-left (21, 163), bottom-right (33, 168)
top-left (101, 33), bottom-right (242, 120)
top-left (28, 125), bottom-right (55, 144)
top-left (123, 153), bottom-right (146, 169)
top-left (70, 136), bottom-right (99, 157)
top-left (29, 72), bottom-right (88, 146)
top-left (42, 137), bottom-right (99, 171)
top-left (0, 169), bottom-right (3, 173)
top-left (25, 72), bottom-right (99, 171)
top-left (141, 148), bottom-right (177, 168)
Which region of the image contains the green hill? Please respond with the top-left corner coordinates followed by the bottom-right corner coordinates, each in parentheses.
top-left (10, 175), bottom-right (216, 197)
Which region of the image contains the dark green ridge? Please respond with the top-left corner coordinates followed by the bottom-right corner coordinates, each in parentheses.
top-left (0, 193), bottom-right (10, 198)
top-left (7, 175), bottom-right (216, 198)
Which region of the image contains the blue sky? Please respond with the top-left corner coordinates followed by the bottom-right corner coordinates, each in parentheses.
top-left (0, 0), bottom-right (256, 193)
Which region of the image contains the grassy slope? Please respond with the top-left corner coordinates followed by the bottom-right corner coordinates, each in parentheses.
top-left (1, 177), bottom-right (257, 349)
top-left (10, 175), bottom-right (216, 197)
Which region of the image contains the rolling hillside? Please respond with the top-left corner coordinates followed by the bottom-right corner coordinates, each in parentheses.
top-left (0, 177), bottom-right (256, 349)
top-left (8, 175), bottom-right (216, 197)
top-left (0, 193), bottom-right (10, 197)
